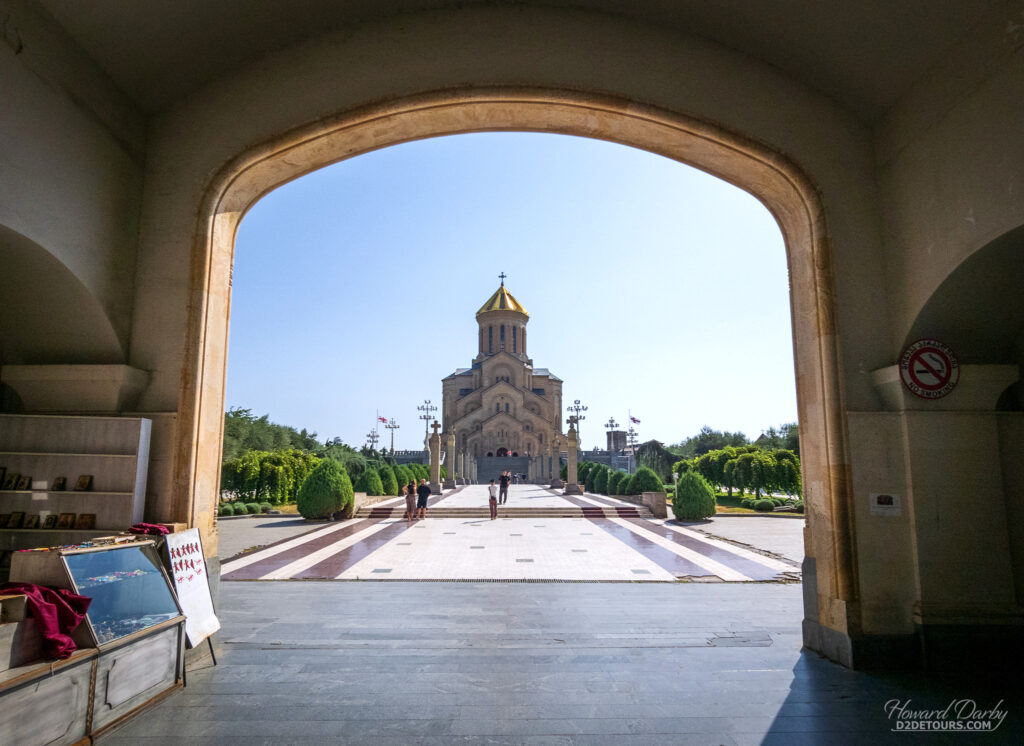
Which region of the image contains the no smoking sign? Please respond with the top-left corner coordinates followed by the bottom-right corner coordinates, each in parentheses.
top-left (899, 339), bottom-right (959, 399)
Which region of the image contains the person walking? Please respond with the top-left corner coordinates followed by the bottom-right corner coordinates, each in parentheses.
top-left (403, 481), bottom-right (417, 522)
top-left (498, 470), bottom-right (510, 505)
top-left (416, 478), bottom-right (431, 519)
top-left (488, 479), bottom-right (498, 520)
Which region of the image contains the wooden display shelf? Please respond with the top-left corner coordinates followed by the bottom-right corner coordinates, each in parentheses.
top-left (0, 490), bottom-right (132, 496)
top-left (0, 451), bottom-right (136, 458)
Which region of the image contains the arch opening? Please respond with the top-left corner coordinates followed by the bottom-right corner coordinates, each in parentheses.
top-left (181, 88), bottom-right (853, 664)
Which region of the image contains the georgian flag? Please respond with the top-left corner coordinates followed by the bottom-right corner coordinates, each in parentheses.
top-left (630, 416), bottom-right (641, 424)
top-left (378, 416), bottom-right (388, 423)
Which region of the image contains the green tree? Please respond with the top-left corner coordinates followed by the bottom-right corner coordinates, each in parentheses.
top-left (353, 468), bottom-right (385, 496)
top-left (672, 471), bottom-right (717, 521)
top-left (584, 464), bottom-right (602, 492)
top-left (608, 470), bottom-right (625, 495)
top-left (620, 474), bottom-right (637, 495)
top-left (393, 464), bottom-right (412, 491)
top-left (636, 440), bottom-right (676, 481)
top-left (378, 465), bottom-right (399, 496)
top-left (296, 459), bottom-right (354, 519)
top-left (594, 466), bottom-right (610, 494)
top-left (632, 466), bottom-right (663, 493)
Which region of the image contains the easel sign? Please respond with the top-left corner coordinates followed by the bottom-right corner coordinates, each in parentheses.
top-left (165, 528), bottom-right (221, 647)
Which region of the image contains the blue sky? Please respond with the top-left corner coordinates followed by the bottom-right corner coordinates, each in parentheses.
top-left (228, 132), bottom-right (796, 451)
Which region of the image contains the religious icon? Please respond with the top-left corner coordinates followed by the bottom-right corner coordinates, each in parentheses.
top-left (51, 476), bottom-right (67, 491)
top-left (42, 515), bottom-right (58, 529)
top-left (22, 514), bottom-right (40, 529)
top-left (2, 472), bottom-right (18, 490)
top-left (15, 475), bottom-right (31, 491)
top-left (74, 513), bottom-right (96, 530)
top-left (74, 474), bottom-right (94, 491)
top-left (8, 512), bottom-right (25, 529)
top-left (56, 513), bottom-right (76, 530)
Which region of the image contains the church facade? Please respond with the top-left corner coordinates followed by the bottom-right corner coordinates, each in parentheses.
top-left (441, 282), bottom-right (564, 483)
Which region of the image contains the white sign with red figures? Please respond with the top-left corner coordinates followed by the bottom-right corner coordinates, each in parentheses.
top-left (166, 528), bottom-right (220, 646)
top-left (899, 339), bottom-right (960, 399)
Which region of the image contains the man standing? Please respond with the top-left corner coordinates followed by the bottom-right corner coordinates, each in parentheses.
top-left (488, 479), bottom-right (498, 520)
top-left (416, 478), bottom-right (431, 519)
top-left (498, 470), bottom-right (510, 505)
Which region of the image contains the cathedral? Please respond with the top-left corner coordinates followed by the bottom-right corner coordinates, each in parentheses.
top-left (441, 279), bottom-right (564, 483)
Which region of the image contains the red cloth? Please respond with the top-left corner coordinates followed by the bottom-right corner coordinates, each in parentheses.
top-left (0, 582), bottom-right (92, 659)
top-left (129, 522), bottom-right (170, 535)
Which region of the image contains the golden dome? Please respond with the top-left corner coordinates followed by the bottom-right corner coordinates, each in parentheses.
top-left (476, 284), bottom-right (528, 317)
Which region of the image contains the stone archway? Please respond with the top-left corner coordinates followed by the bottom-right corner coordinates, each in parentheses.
top-left (181, 88), bottom-right (853, 664)
top-left (497, 447), bottom-right (509, 457)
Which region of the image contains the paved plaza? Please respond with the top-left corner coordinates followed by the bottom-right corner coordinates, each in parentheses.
top-left (219, 486), bottom-right (799, 583)
top-left (105, 581), bottom-right (1023, 745)
top-left (101, 488), bottom-right (1022, 744)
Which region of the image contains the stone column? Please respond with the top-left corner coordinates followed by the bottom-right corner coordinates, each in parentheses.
top-left (443, 432), bottom-right (456, 488)
top-left (428, 421), bottom-right (442, 494)
top-left (563, 423), bottom-right (581, 494)
top-left (549, 439), bottom-right (563, 488)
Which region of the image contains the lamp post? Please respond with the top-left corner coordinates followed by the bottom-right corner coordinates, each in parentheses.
top-left (626, 425), bottom-right (639, 474)
top-left (417, 399), bottom-right (436, 449)
top-left (365, 429), bottom-right (380, 452)
top-left (385, 418), bottom-right (400, 454)
top-left (604, 417), bottom-right (619, 452)
top-left (566, 399), bottom-right (588, 448)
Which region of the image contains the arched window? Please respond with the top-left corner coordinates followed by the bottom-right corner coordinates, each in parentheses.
top-left (500, 324), bottom-right (505, 350)
top-left (495, 402), bottom-right (500, 413)
top-left (488, 326), bottom-right (493, 353)
top-left (505, 403), bottom-right (510, 413)
top-left (512, 326), bottom-right (517, 353)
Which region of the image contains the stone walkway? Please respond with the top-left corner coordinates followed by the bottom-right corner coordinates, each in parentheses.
top-left (104, 581), bottom-right (1024, 744)
top-left (219, 486), bottom-right (798, 583)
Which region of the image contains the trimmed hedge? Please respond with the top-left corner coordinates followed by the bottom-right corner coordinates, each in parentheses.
top-left (297, 459), bottom-right (354, 519)
top-left (620, 474), bottom-right (637, 495)
top-left (259, 502), bottom-right (272, 514)
top-left (594, 467), bottom-right (610, 495)
top-left (245, 502), bottom-right (261, 515)
top-left (607, 471), bottom-right (624, 495)
top-left (378, 465), bottom-right (399, 496)
top-left (753, 499), bottom-right (775, 512)
top-left (218, 503), bottom-right (235, 516)
top-left (633, 467), bottom-right (663, 494)
top-left (584, 465), bottom-right (602, 493)
top-left (354, 468), bottom-right (385, 496)
top-left (672, 471), bottom-right (717, 521)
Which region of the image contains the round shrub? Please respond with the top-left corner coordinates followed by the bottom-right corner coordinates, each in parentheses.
top-left (607, 470), bottom-right (624, 495)
top-left (245, 502), bottom-right (261, 515)
top-left (632, 467), bottom-right (663, 494)
top-left (354, 468), bottom-right (385, 496)
top-left (753, 499), bottom-right (775, 512)
top-left (740, 498), bottom-right (754, 509)
top-left (218, 502), bottom-right (234, 517)
top-left (378, 466), bottom-right (399, 496)
top-left (594, 467), bottom-right (610, 494)
top-left (259, 502), bottom-right (272, 514)
top-left (672, 471), bottom-right (717, 521)
top-left (296, 459), bottom-right (354, 519)
top-left (794, 501), bottom-right (805, 513)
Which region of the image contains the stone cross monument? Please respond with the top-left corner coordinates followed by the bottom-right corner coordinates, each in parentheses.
top-left (428, 421), bottom-right (442, 494)
top-left (564, 419), bottom-right (581, 494)
top-left (549, 437), bottom-right (563, 488)
top-left (443, 431), bottom-right (456, 488)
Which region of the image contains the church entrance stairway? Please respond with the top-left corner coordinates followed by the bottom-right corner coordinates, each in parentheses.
top-left (476, 455), bottom-right (531, 483)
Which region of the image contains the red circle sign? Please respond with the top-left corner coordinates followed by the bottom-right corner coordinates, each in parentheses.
top-left (899, 339), bottom-right (959, 399)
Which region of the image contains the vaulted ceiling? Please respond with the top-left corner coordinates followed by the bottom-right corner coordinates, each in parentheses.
top-left (38, 0), bottom-right (1008, 120)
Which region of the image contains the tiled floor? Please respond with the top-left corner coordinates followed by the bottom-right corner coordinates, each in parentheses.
top-left (219, 486), bottom-right (799, 583)
top-left (104, 582), bottom-right (1024, 745)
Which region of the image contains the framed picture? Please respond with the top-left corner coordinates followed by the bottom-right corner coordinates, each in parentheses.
top-left (51, 476), bottom-right (67, 491)
top-left (74, 474), bottom-right (94, 491)
top-left (0, 467), bottom-right (5, 486)
top-left (0, 551), bottom-right (11, 570)
top-left (0, 514), bottom-right (9, 528)
top-left (8, 512), bottom-right (25, 529)
top-left (42, 514), bottom-right (58, 529)
top-left (22, 514), bottom-right (40, 529)
top-left (74, 513), bottom-right (96, 530)
top-left (2, 473), bottom-right (19, 490)
top-left (56, 513), bottom-right (76, 530)
top-left (15, 475), bottom-right (31, 491)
